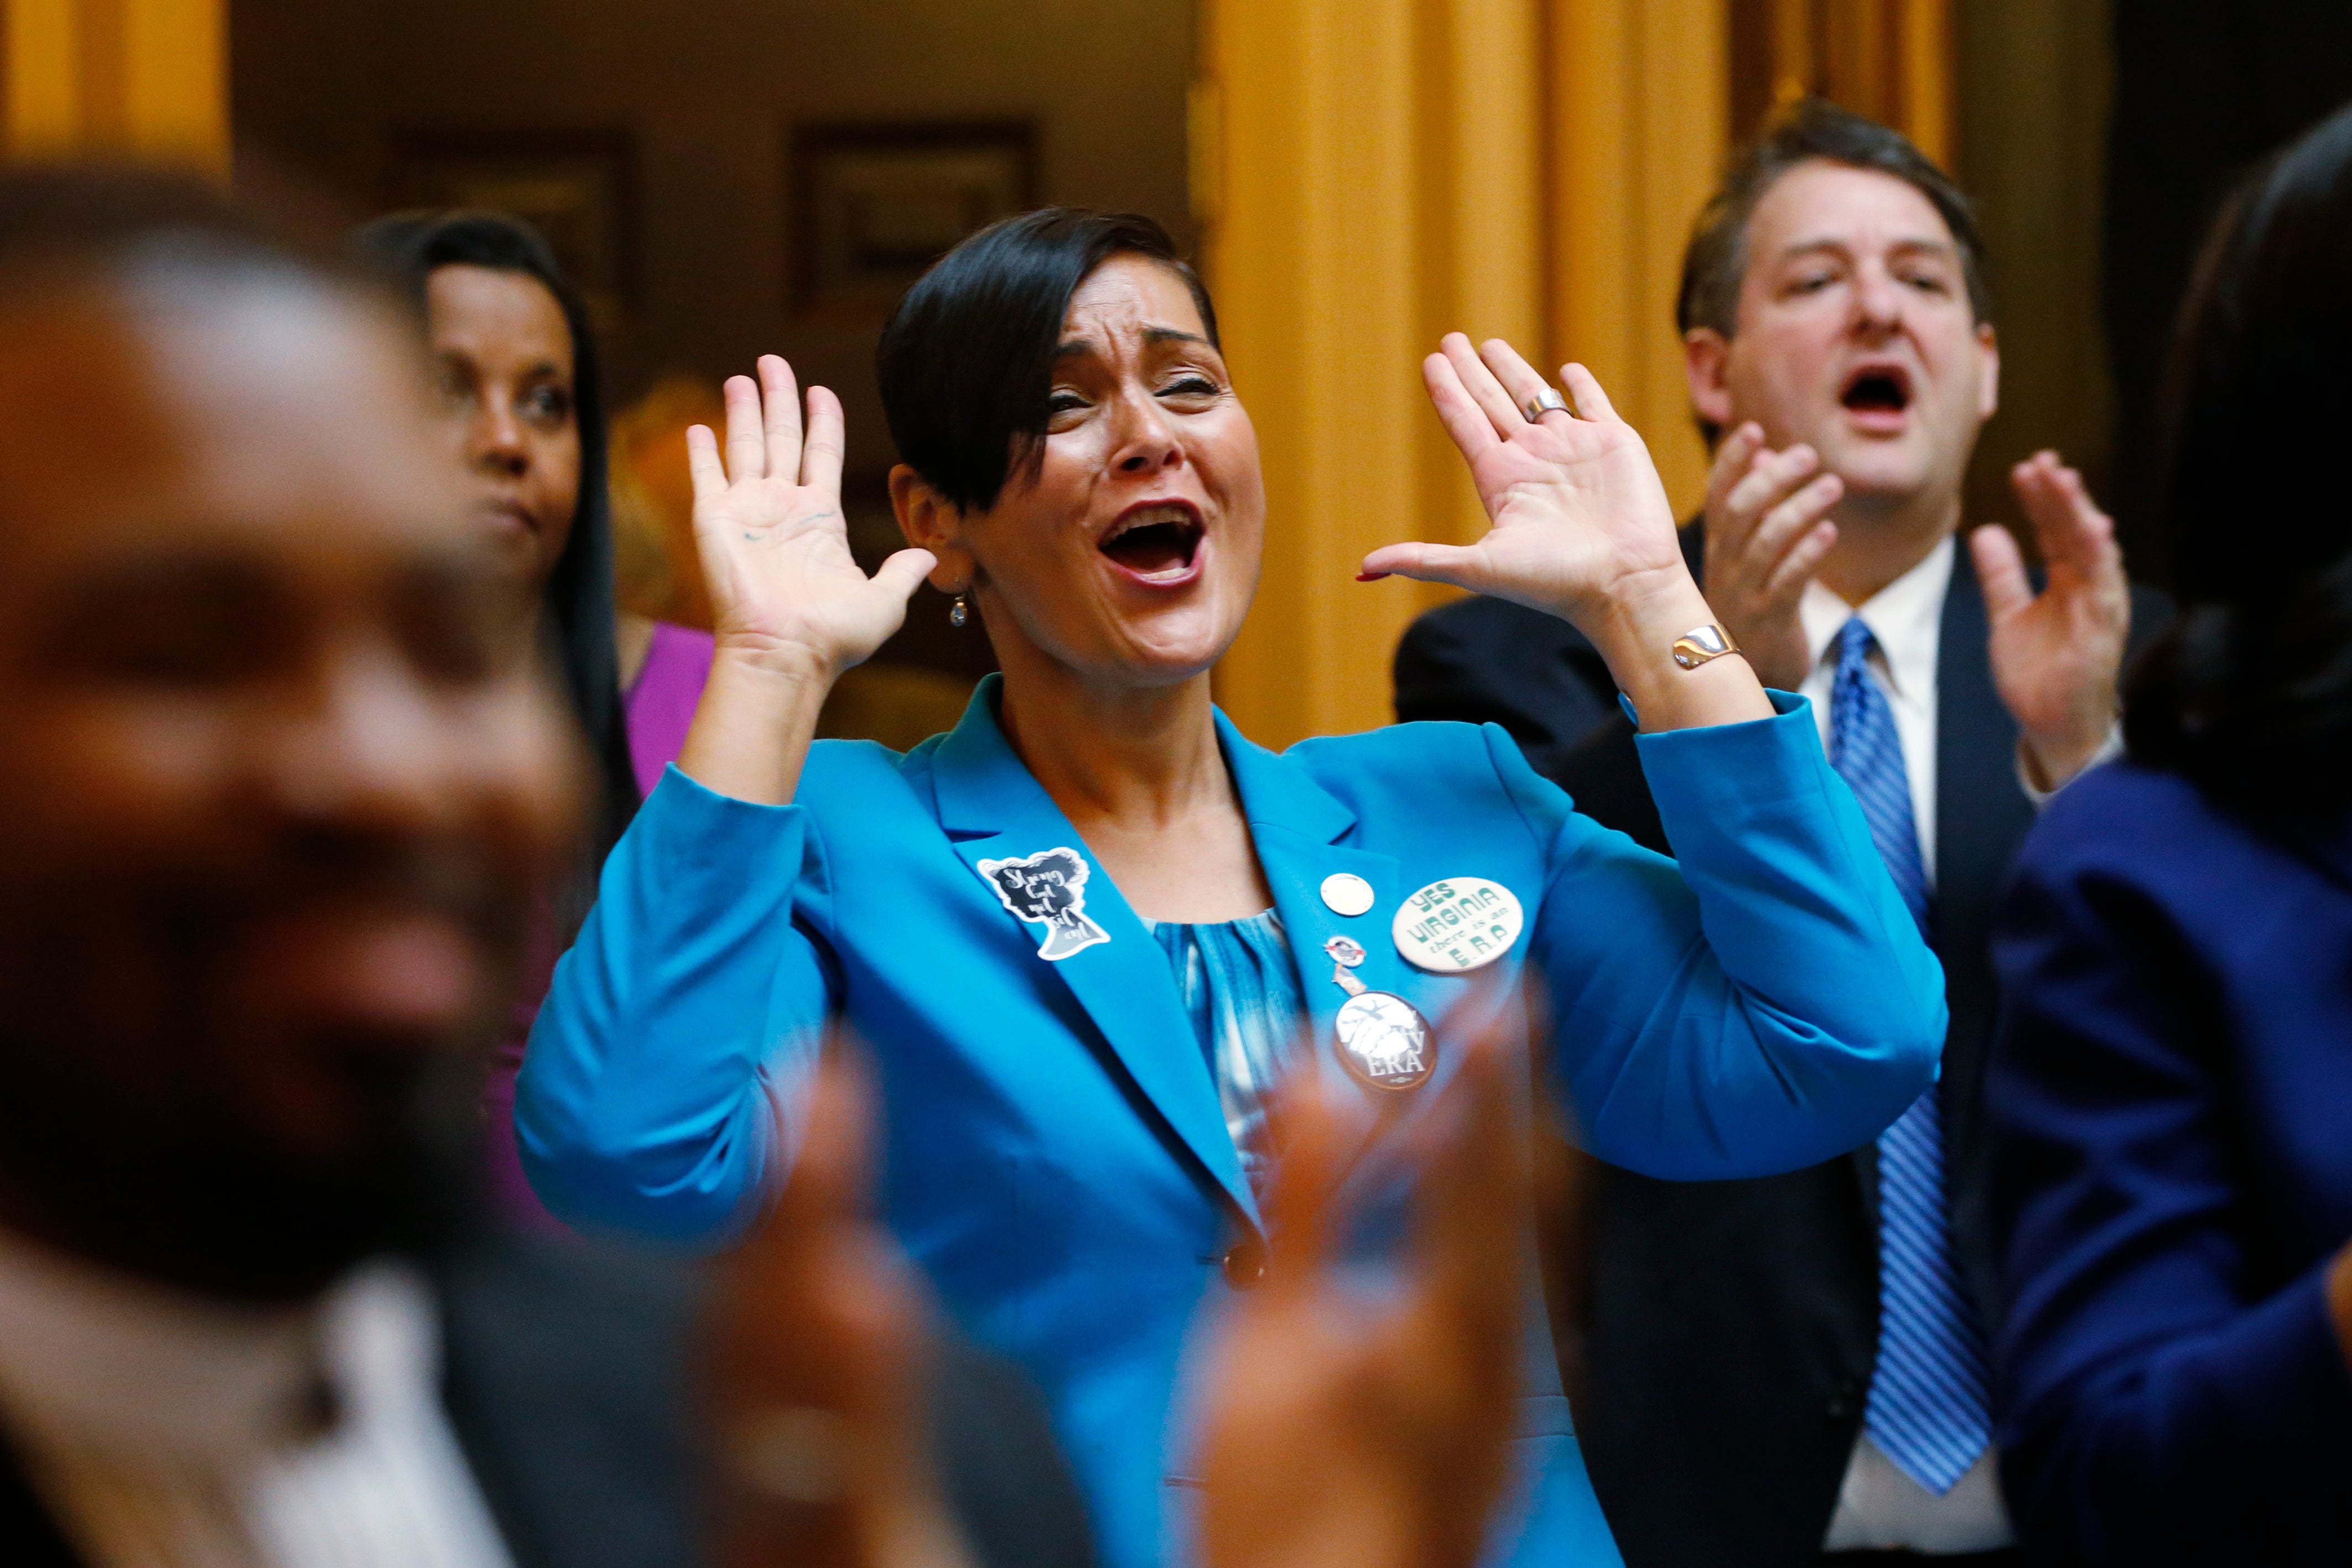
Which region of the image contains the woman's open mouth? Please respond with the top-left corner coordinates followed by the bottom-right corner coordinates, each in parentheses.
top-left (1099, 501), bottom-right (1207, 586)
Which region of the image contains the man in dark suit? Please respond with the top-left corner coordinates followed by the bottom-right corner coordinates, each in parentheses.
top-left (1396, 103), bottom-right (2166, 1566)
top-left (0, 169), bottom-right (1092, 1568)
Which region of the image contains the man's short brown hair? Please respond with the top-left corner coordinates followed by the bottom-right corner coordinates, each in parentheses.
top-left (1677, 98), bottom-right (1992, 340)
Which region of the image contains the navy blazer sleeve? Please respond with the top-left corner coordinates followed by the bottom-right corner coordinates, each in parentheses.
top-left (1988, 766), bottom-right (2352, 1564)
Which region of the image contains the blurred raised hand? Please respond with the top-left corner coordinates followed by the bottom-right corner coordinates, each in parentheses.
top-left (702, 1053), bottom-right (973, 1568)
top-left (1192, 1005), bottom-right (1531, 1568)
top-left (688, 356), bottom-right (936, 679)
top-left (1362, 334), bottom-right (1685, 639)
top-left (1697, 423), bottom-right (1845, 691)
top-left (1969, 451), bottom-right (2131, 790)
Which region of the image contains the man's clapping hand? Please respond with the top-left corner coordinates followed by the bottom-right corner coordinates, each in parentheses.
top-left (1697, 422), bottom-right (1845, 690)
top-left (1971, 451), bottom-right (2131, 791)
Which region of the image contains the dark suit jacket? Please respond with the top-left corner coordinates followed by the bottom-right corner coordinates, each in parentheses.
top-left (1394, 526), bottom-right (2169, 1567)
top-left (0, 1228), bottom-right (1095, 1568)
top-left (1988, 763), bottom-right (2352, 1566)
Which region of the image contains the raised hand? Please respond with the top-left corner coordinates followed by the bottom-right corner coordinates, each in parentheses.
top-left (1970, 451), bottom-right (2131, 791)
top-left (1362, 335), bottom-right (1685, 635)
top-left (1699, 423), bottom-right (1845, 690)
top-left (1367, 334), bottom-right (1772, 733)
top-left (678, 357), bottom-right (938, 804)
top-left (702, 1052), bottom-right (973, 1568)
top-left (688, 356), bottom-right (936, 680)
top-left (1192, 1005), bottom-right (1529, 1568)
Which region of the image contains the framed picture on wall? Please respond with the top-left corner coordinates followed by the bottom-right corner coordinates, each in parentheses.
top-left (789, 120), bottom-right (1039, 319)
top-left (391, 128), bottom-right (638, 329)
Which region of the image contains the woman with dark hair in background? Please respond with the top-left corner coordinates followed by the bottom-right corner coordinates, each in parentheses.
top-left (1986, 103), bottom-right (2352, 1566)
top-left (517, 207), bottom-right (1946, 1568)
top-left (357, 211), bottom-right (714, 1227)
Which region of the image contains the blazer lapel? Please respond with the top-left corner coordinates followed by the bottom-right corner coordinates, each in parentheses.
top-left (1218, 715), bottom-right (1495, 1134)
top-left (1930, 556), bottom-right (2034, 1323)
top-left (933, 680), bottom-right (1260, 1232)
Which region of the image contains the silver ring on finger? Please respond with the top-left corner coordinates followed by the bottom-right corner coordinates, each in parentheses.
top-left (1523, 386), bottom-right (1571, 422)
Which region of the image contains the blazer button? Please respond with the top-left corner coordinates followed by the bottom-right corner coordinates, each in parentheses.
top-left (1825, 1378), bottom-right (1864, 1420)
top-left (1222, 1239), bottom-right (1266, 1289)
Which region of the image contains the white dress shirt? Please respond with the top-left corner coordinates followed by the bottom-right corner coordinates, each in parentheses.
top-left (1792, 535), bottom-right (2018, 1555)
top-left (0, 1229), bottom-right (515, 1568)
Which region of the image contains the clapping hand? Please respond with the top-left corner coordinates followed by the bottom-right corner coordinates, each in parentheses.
top-left (687, 356), bottom-right (936, 682)
top-left (1698, 424), bottom-right (1846, 690)
top-left (1192, 1004), bottom-right (1530, 1568)
top-left (702, 1053), bottom-right (972, 1568)
top-left (1362, 335), bottom-right (1686, 636)
top-left (1970, 451), bottom-right (2131, 790)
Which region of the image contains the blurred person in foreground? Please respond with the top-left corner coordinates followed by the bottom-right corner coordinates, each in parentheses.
top-left (1987, 102), bottom-right (2352, 1566)
top-left (1395, 101), bottom-right (2166, 1566)
top-left (0, 166), bottom-right (1089, 1568)
top-left (716, 1006), bottom-right (1545, 1568)
top-left (355, 210), bottom-right (716, 1230)
top-left (517, 203), bottom-right (1946, 1568)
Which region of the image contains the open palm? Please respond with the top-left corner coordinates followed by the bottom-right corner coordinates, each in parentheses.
top-left (1362, 336), bottom-right (1685, 635)
top-left (1969, 450), bottom-right (2131, 785)
top-left (688, 356), bottom-right (935, 676)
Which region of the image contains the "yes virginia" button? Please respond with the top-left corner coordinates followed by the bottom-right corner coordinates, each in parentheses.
top-left (1392, 877), bottom-right (1524, 973)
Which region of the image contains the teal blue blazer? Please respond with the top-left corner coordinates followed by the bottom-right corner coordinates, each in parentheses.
top-left (518, 677), bottom-right (1944, 1568)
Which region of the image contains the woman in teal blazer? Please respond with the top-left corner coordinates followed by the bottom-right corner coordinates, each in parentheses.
top-left (518, 210), bottom-right (1944, 1568)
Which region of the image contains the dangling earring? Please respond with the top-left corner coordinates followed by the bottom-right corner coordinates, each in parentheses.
top-left (949, 591), bottom-right (969, 628)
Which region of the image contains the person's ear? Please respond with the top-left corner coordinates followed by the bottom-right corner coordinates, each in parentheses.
top-left (1685, 328), bottom-right (1736, 433)
top-left (1974, 321), bottom-right (2001, 423)
top-left (890, 465), bottom-right (977, 593)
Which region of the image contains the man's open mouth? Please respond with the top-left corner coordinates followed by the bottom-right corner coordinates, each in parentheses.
top-left (1099, 502), bottom-right (1206, 583)
top-left (1840, 364), bottom-right (1914, 417)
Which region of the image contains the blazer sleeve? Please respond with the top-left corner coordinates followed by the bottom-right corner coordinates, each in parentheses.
top-left (1494, 693), bottom-right (1946, 1180)
top-left (1987, 840), bottom-right (2352, 1564)
top-left (515, 766), bottom-right (837, 1245)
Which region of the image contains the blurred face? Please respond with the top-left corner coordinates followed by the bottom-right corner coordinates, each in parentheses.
top-left (0, 272), bottom-right (583, 1299)
top-left (427, 263), bottom-right (581, 583)
top-left (1689, 160), bottom-right (1998, 516)
top-left (912, 255), bottom-right (1265, 689)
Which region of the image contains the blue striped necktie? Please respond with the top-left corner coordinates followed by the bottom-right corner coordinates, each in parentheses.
top-left (1826, 616), bottom-right (1991, 1496)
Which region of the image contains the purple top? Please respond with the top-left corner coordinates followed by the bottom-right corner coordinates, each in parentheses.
top-left (481, 620), bottom-right (715, 1230)
top-left (624, 621), bottom-right (716, 797)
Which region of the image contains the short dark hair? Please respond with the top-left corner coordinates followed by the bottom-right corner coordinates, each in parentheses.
top-left (877, 207), bottom-right (1218, 513)
top-left (2125, 102), bottom-right (2352, 821)
top-left (1677, 99), bottom-right (1992, 340)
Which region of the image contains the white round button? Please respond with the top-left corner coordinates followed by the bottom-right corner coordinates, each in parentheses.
top-left (1393, 877), bottom-right (1524, 973)
top-left (1320, 872), bottom-right (1376, 917)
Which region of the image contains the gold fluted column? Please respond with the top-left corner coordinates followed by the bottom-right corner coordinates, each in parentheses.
top-left (1198, 0), bottom-right (1730, 748)
top-left (1736, 0), bottom-right (1954, 164)
top-left (1196, 0), bottom-right (1545, 750)
top-left (3, 0), bottom-right (229, 169)
top-left (1549, 0), bottom-right (1730, 525)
